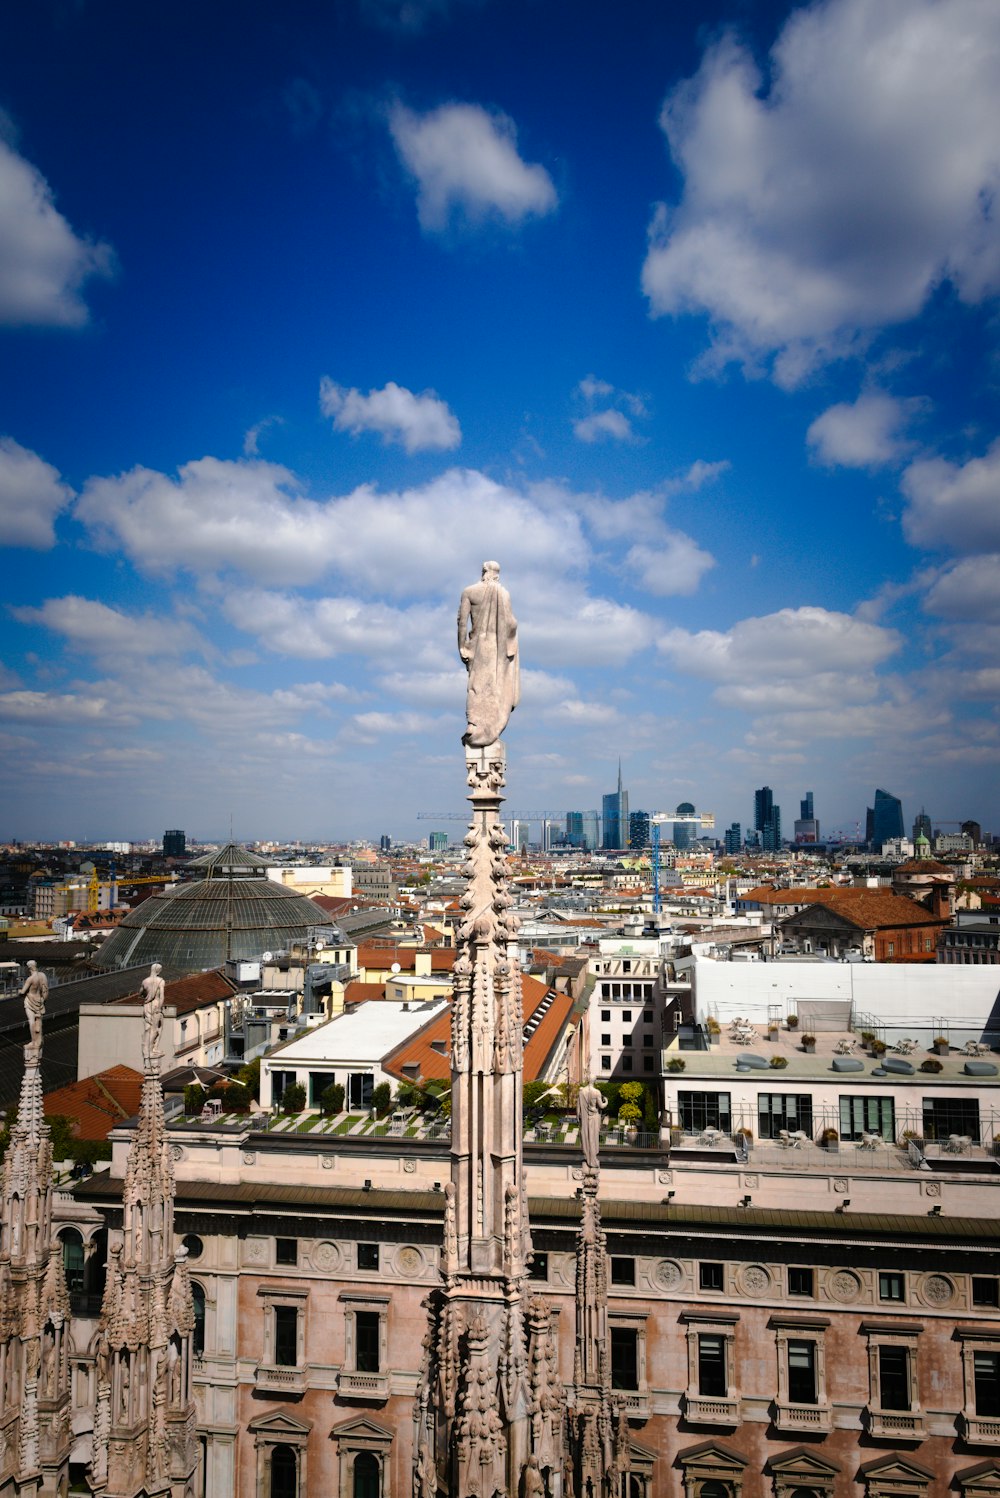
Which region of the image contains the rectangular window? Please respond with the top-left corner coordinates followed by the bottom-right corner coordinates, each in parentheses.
top-left (879, 1346), bottom-right (910, 1410)
top-left (787, 1340), bottom-right (817, 1404)
top-left (788, 1266), bottom-right (814, 1298)
top-left (601, 1056), bottom-right (611, 1070)
top-left (643, 1035), bottom-right (654, 1048)
top-left (610, 1327), bottom-right (638, 1390)
top-left (528, 1253), bottom-right (548, 1282)
top-left (887, 942), bottom-right (895, 957)
top-left (679, 1091), bottom-right (732, 1134)
top-left (758, 1093), bottom-right (814, 1140)
top-left (355, 1310), bottom-right (381, 1373)
top-left (879, 1271), bottom-right (905, 1302)
top-left (357, 1243), bottom-right (379, 1271)
top-left (601, 1010), bottom-right (611, 1022)
top-left (622, 1010), bottom-right (632, 1023)
top-left (922, 1096), bottom-right (981, 1142)
top-left (643, 1056), bottom-right (654, 1072)
top-left (622, 1056), bottom-right (634, 1072)
top-left (273, 1305), bottom-right (298, 1367)
top-left (839, 1095), bottom-right (895, 1142)
top-left (974, 1351), bottom-right (1000, 1416)
top-left (275, 1238), bottom-right (298, 1266)
top-left (643, 1009), bottom-right (653, 1021)
top-left (611, 1257), bottom-right (635, 1286)
top-left (602, 1033), bottom-right (611, 1046)
top-left (972, 1277), bottom-right (1000, 1308)
top-left (698, 1335), bottom-right (727, 1396)
top-left (699, 1262), bottom-right (724, 1292)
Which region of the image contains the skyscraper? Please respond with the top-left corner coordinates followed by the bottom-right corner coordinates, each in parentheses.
top-left (673, 801), bottom-right (699, 850)
top-left (628, 810), bottom-right (650, 849)
top-left (566, 812), bottom-right (584, 848)
top-left (913, 808), bottom-right (932, 843)
top-left (582, 811), bottom-right (600, 851)
top-left (601, 761), bottom-right (628, 850)
top-left (754, 786), bottom-right (782, 851)
top-left (724, 823), bottom-right (742, 854)
top-left (794, 791), bottom-right (819, 843)
top-left (162, 828), bottom-right (186, 857)
top-left (871, 788), bottom-right (904, 851)
top-left (429, 831), bottom-right (449, 852)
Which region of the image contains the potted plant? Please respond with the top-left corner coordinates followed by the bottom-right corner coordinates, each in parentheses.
top-left (932, 1035), bottom-right (950, 1056)
top-left (800, 1033), bottom-right (816, 1053)
top-left (899, 1129), bottom-right (924, 1151)
top-left (870, 1039), bottom-right (887, 1057)
top-left (920, 1058), bottom-right (943, 1073)
top-left (736, 1126), bottom-right (753, 1145)
top-left (767, 1023), bottom-right (780, 1042)
top-left (706, 1018), bottom-right (721, 1043)
top-left (618, 1102), bottom-right (641, 1140)
top-left (769, 1055), bottom-right (789, 1069)
top-left (993, 1132), bottom-right (1000, 1158)
top-left (666, 1056), bottom-right (686, 1072)
top-left (785, 1015), bottom-right (799, 1030)
top-left (860, 1030), bottom-right (876, 1046)
top-left (819, 1127), bottom-right (839, 1151)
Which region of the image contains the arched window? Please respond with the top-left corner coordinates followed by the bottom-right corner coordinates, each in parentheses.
top-left (60, 1228), bottom-right (85, 1295)
top-left (191, 1281), bottom-right (206, 1357)
top-left (701, 1484), bottom-right (730, 1498)
top-left (270, 1444), bottom-right (296, 1498)
top-left (353, 1451), bottom-right (380, 1498)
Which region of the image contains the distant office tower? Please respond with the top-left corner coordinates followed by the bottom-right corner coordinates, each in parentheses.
top-left (602, 761), bottom-right (629, 849)
top-left (673, 801), bottom-right (700, 850)
top-left (962, 820), bottom-right (982, 847)
top-left (428, 831), bottom-right (448, 852)
top-left (162, 829), bottom-right (186, 857)
top-left (871, 788), bottom-right (904, 851)
top-left (582, 812), bottom-right (600, 851)
top-left (912, 808), bottom-right (932, 844)
top-left (542, 818), bottom-right (564, 851)
top-left (754, 786), bottom-right (782, 851)
top-left (512, 820), bottom-right (531, 851)
top-left (795, 791), bottom-right (819, 843)
top-left (566, 812), bottom-right (584, 848)
top-left (724, 823), bottom-right (742, 854)
top-left (379, 834), bottom-right (391, 853)
top-left (628, 810), bottom-right (650, 849)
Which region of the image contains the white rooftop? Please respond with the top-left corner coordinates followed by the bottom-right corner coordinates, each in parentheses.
top-left (269, 997), bottom-right (447, 1064)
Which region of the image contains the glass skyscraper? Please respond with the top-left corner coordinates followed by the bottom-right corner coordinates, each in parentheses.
top-left (754, 786), bottom-right (782, 851)
top-left (602, 762), bottom-right (629, 850)
top-left (871, 788), bottom-right (904, 851)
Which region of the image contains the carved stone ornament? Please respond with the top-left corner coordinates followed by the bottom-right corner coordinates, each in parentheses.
top-left (655, 1259), bottom-right (684, 1291)
top-left (321, 1154), bottom-right (335, 1170)
top-left (740, 1264), bottom-right (771, 1295)
top-left (829, 1269), bottom-right (862, 1303)
top-left (403, 1158), bottom-right (416, 1173)
top-left (924, 1181), bottom-right (942, 1197)
top-left (396, 1246), bottom-right (423, 1276)
top-left (833, 1177), bottom-right (849, 1192)
top-left (312, 1242), bottom-right (341, 1273)
top-left (241, 1151), bottom-right (256, 1166)
top-left (922, 1274), bottom-right (954, 1305)
top-left (170, 1145), bottom-right (184, 1161)
top-left (244, 1239), bottom-right (266, 1264)
top-left (657, 1170), bottom-right (672, 1185)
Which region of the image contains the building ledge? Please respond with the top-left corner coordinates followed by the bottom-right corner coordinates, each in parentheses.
top-left (773, 1400), bottom-right (832, 1432)
top-left (254, 1363), bottom-right (305, 1396)
top-left (963, 1414), bottom-right (1000, 1445)
top-left (337, 1370), bottom-right (390, 1402)
top-left (615, 1389), bottom-right (651, 1420)
top-left (866, 1408), bottom-right (926, 1440)
top-left (684, 1393), bottom-right (741, 1426)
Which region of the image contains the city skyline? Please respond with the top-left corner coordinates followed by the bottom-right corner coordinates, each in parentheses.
top-left (2, 0), bottom-right (999, 841)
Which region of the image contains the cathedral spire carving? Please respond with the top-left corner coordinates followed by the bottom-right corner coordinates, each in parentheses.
top-left (91, 964), bottom-right (197, 1498)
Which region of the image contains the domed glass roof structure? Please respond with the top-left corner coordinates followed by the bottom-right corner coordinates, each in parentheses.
top-left (94, 843), bottom-right (331, 972)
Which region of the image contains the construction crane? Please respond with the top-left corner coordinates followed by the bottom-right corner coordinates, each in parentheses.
top-left (86, 869), bottom-right (177, 913)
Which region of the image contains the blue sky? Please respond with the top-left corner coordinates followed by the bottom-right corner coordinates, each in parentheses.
top-left (1, 0), bottom-right (999, 844)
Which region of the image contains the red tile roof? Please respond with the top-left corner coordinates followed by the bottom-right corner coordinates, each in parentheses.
top-left (109, 967), bottom-right (239, 1016)
top-left (44, 1065), bottom-right (143, 1141)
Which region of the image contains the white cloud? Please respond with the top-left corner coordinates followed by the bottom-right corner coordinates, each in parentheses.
top-left (342, 709), bottom-right (448, 745)
top-left (222, 589), bottom-right (441, 661)
top-left (320, 378), bottom-right (460, 452)
top-left (0, 137), bottom-right (114, 327)
top-left (807, 391), bottom-right (919, 468)
top-left (642, 0), bottom-right (1000, 385)
top-left (0, 690), bottom-right (114, 724)
top-left (624, 531), bottom-right (716, 597)
top-left (0, 438), bottom-right (74, 548)
top-left (526, 596), bottom-right (656, 668)
top-left (900, 439), bottom-right (1000, 552)
top-left (922, 555), bottom-right (1000, 623)
top-left (659, 606), bottom-right (901, 686)
top-left (389, 101), bottom-right (557, 230)
top-left (12, 595), bottom-right (203, 659)
top-left (573, 409), bottom-right (634, 444)
top-left (75, 460), bottom-right (590, 594)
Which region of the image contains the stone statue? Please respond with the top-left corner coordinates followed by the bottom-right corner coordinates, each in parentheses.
top-left (141, 962), bottom-right (165, 1061)
top-left (20, 960), bottom-right (48, 1054)
top-left (458, 561), bottom-right (519, 747)
top-left (577, 1079), bottom-right (607, 1171)
top-left (523, 1454), bottom-right (545, 1498)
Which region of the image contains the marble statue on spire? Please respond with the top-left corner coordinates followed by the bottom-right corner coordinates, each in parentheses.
top-left (20, 959), bottom-right (48, 1057)
top-left (141, 961), bottom-right (165, 1066)
top-left (458, 560), bottom-right (520, 747)
top-left (577, 1077), bottom-right (607, 1172)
